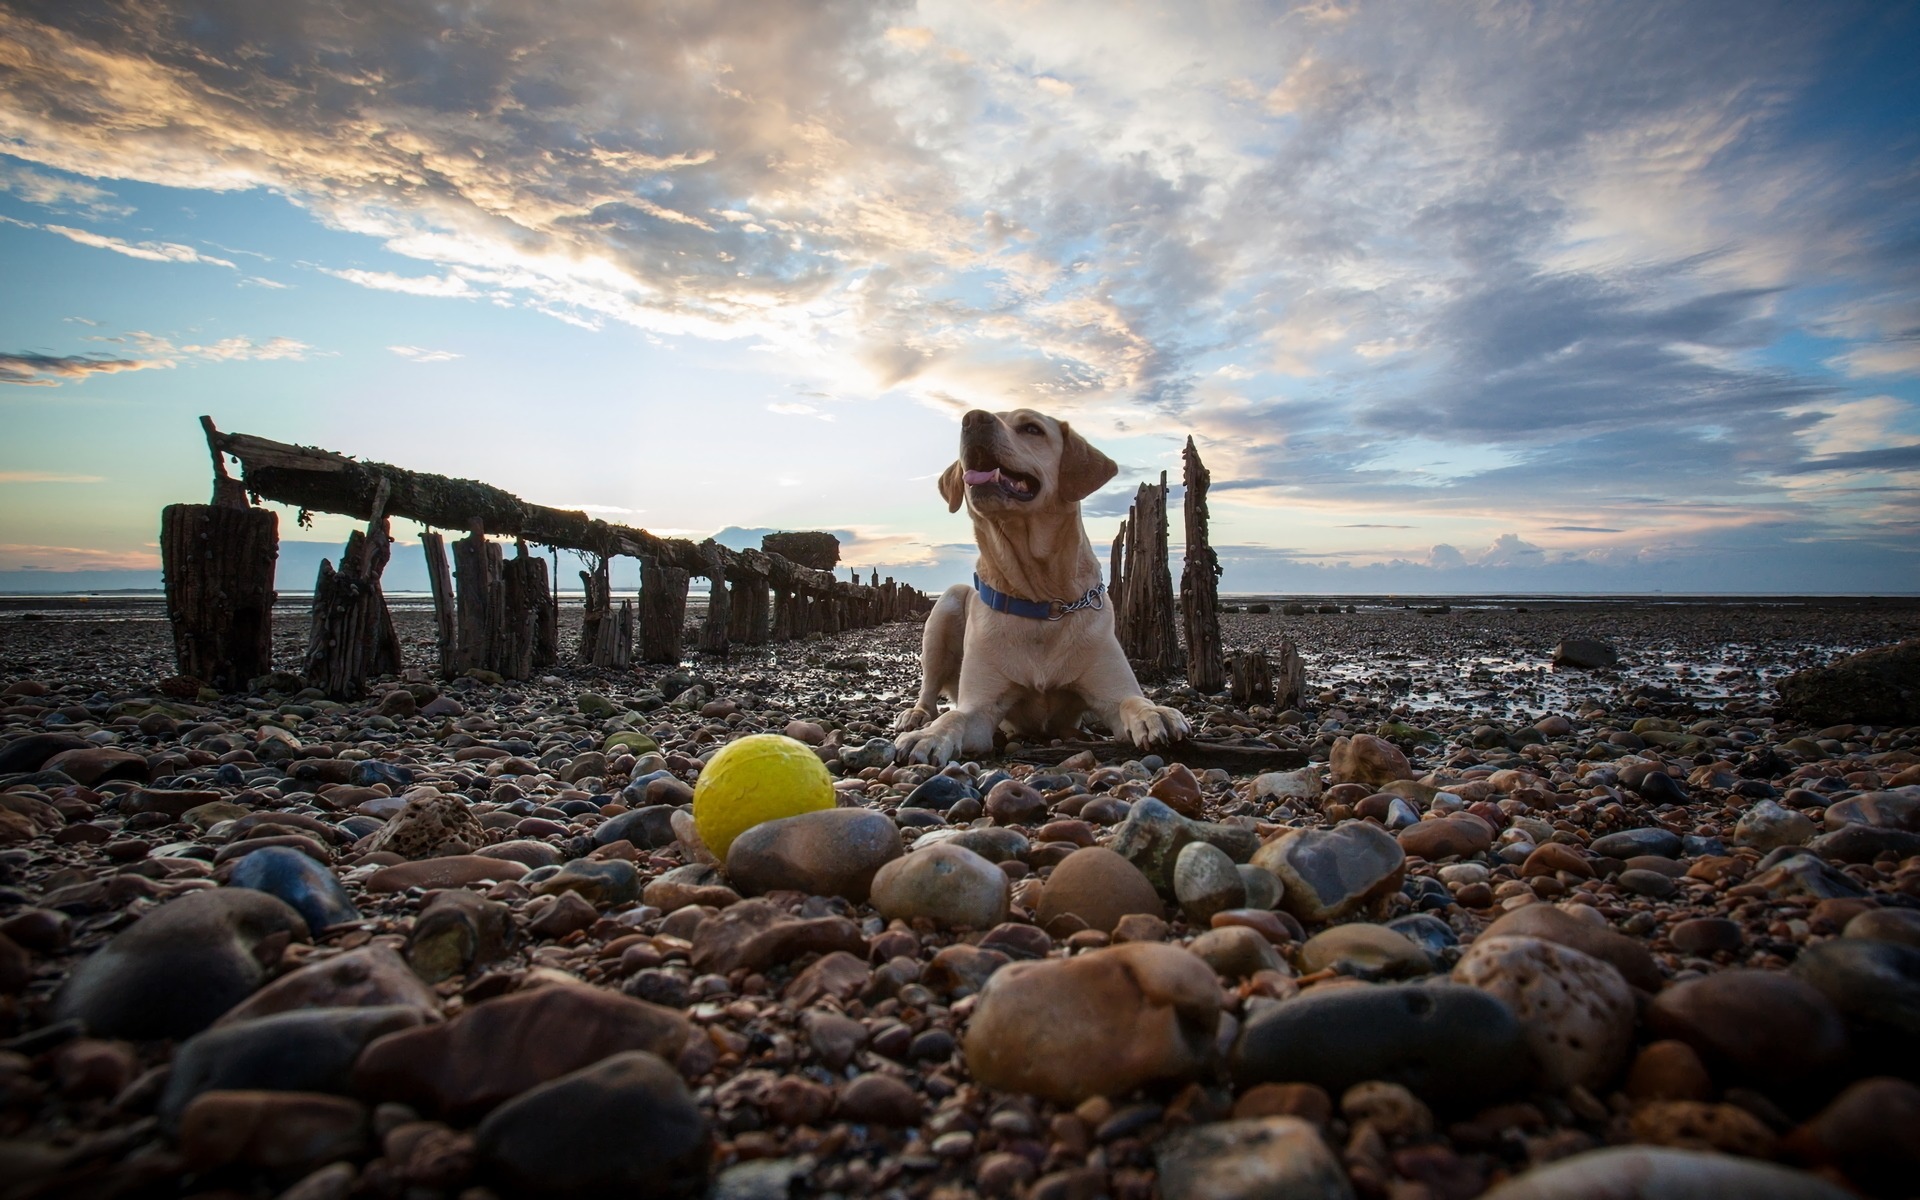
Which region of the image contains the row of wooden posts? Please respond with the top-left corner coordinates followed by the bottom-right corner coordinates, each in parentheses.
top-left (1108, 436), bottom-right (1304, 708)
top-left (161, 418), bottom-right (932, 698)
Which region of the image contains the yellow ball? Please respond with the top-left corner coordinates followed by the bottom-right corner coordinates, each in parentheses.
top-left (692, 733), bottom-right (836, 860)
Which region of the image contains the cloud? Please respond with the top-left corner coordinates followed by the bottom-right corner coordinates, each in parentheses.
top-left (0, 161), bottom-right (130, 216)
top-left (389, 345), bottom-right (461, 362)
top-left (2, 332), bottom-right (315, 386)
top-left (0, 350), bottom-right (168, 386)
top-left (0, 542), bottom-right (160, 570)
top-left (40, 222), bottom-right (235, 267)
top-left (0, 470), bottom-right (104, 483)
top-left (767, 401), bottom-right (833, 420)
top-left (324, 269), bottom-right (475, 298)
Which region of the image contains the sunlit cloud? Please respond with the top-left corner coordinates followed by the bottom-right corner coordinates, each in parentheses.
top-left (0, 471), bottom-right (105, 483)
top-left (0, 542), bottom-right (160, 570)
top-left (389, 345), bottom-right (461, 362)
top-left (0, 350), bottom-right (168, 386)
top-left (40, 222), bottom-right (235, 267)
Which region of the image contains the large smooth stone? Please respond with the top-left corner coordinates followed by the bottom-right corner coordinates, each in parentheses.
top-left (160, 1005), bottom-right (427, 1127)
top-left (476, 1051), bottom-right (709, 1199)
top-left (364, 855), bottom-right (526, 893)
top-left (1232, 984), bottom-right (1529, 1109)
top-left (1646, 969), bottom-right (1850, 1095)
top-left (869, 843), bottom-right (1008, 930)
top-left (1037, 847), bottom-right (1163, 935)
top-left (0, 733), bottom-right (89, 774)
top-left (1453, 935), bottom-right (1635, 1090)
top-left (1552, 638), bottom-right (1619, 670)
top-left (354, 983), bottom-right (690, 1120)
top-left (225, 846), bottom-right (360, 932)
top-left (725, 806), bottom-right (902, 902)
top-left (1480, 1145), bottom-right (1853, 1200)
top-left (964, 943), bottom-right (1220, 1104)
top-left (218, 945), bottom-right (439, 1025)
top-left (1822, 790), bottom-right (1920, 833)
top-left (1328, 734), bottom-right (1413, 787)
top-left (178, 1090), bottom-right (370, 1173)
top-left (1734, 799), bottom-right (1817, 850)
top-left (1784, 1076), bottom-right (1920, 1197)
top-left (1155, 1116), bottom-right (1353, 1200)
top-left (52, 889), bottom-right (308, 1040)
top-left (42, 747), bottom-right (149, 785)
top-left (1252, 822), bottom-right (1405, 924)
top-left (1479, 902), bottom-right (1661, 992)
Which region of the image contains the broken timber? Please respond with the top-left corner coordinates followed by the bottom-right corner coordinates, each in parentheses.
top-left (1180, 436), bottom-right (1224, 693)
top-left (168, 418), bottom-right (931, 695)
top-left (1109, 471), bottom-right (1183, 680)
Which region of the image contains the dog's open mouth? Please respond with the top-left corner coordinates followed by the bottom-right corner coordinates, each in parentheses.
top-left (963, 465), bottom-right (1040, 501)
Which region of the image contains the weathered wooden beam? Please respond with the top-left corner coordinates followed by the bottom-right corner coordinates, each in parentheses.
top-left (160, 502), bottom-right (278, 689)
top-left (639, 557), bottom-right (689, 664)
top-left (420, 531), bottom-right (457, 679)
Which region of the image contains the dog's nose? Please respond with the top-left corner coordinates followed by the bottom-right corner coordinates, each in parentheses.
top-left (962, 409), bottom-right (994, 431)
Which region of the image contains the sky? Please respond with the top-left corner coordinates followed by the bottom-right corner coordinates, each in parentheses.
top-left (2, 0), bottom-right (1918, 596)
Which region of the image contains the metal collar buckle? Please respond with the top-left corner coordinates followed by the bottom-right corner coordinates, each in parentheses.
top-left (1047, 583), bottom-right (1106, 621)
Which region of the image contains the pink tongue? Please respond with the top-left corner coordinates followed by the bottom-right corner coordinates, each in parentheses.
top-left (963, 468), bottom-right (1001, 486)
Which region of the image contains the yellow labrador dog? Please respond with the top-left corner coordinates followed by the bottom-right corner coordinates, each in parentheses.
top-left (894, 408), bottom-right (1191, 765)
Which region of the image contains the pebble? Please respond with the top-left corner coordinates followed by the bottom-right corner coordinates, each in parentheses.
top-left (869, 842), bottom-right (1009, 930)
top-left (1155, 1116), bottom-right (1351, 1200)
top-left (1037, 846), bottom-right (1163, 935)
top-left (1668, 917), bottom-right (1742, 956)
top-left (1589, 827), bottom-right (1683, 858)
top-left (225, 846), bottom-right (361, 932)
top-left (1478, 903), bottom-right (1662, 992)
top-left (179, 1090), bottom-right (371, 1172)
top-left (1298, 923), bottom-right (1431, 979)
top-left (361, 788), bottom-right (486, 859)
top-left (219, 945), bottom-right (439, 1024)
top-left (1734, 798), bottom-right (1817, 849)
top-left (964, 943), bottom-right (1220, 1103)
top-left (1233, 984), bottom-right (1529, 1108)
top-left (1173, 841), bottom-right (1246, 924)
top-left (161, 1005), bottom-right (427, 1127)
top-left (1250, 822), bottom-right (1406, 924)
top-left (1453, 935), bottom-right (1636, 1090)
top-left (1397, 813), bottom-right (1494, 860)
top-left (1624, 1040), bottom-right (1714, 1102)
top-left (52, 888), bottom-right (308, 1040)
top-left (1328, 733), bottom-right (1413, 787)
top-left (1187, 925), bottom-right (1287, 978)
top-left (984, 778), bottom-right (1048, 825)
top-left (1784, 1076), bottom-right (1920, 1196)
top-left (354, 983), bottom-right (689, 1120)
top-left (476, 1051), bottom-right (709, 1196)
top-left (1845, 907), bottom-right (1920, 948)
top-left (1790, 937), bottom-right (1920, 1047)
top-left (530, 858), bottom-right (641, 906)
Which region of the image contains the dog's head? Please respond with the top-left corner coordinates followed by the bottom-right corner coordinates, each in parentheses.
top-left (937, 408), bottom-right (1118, 516)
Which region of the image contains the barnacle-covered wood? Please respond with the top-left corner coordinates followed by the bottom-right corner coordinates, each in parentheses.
top-left (205, 422), bottom-right (930, 619)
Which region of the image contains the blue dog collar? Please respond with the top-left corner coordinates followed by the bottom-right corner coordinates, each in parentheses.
top-left (974, 574), bottom-right (1106, 622)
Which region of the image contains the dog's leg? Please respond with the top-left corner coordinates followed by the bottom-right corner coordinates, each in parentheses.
top-left (896, 654), bottom-right (1016, 766)
top-left (895, 584), bottom-right (969, 733)
top-left (1078, 649), bottom-right (1192, 749)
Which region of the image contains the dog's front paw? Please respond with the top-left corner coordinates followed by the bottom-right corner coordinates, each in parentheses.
top-left (893, 705), bottom-right (933, 733)
top-left (1118, 698), bottom-right (1191, 749)
top-left (895, 716), bottom-right (972, 766)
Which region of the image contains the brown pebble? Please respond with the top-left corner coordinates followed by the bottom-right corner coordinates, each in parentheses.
top-left (835, 1074), bottom-right (923, 1126)
top-left (1670, 917), bottom-right (1743, 957)
top-left (1625, 1040), bottom-right (1715, 1102)
top-left (1231, 1081), bottom-right (1332, 1125)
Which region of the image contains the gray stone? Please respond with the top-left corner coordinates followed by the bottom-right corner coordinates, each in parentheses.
top-left (1776, 639), bottom-right (1920, 727)
top-left (1791, 937), bottom-right (1920, 1045)
top-left (1299, 924), bottom-right (1431, 980)
top-left (870, 843), bottom-right (1008, 930)
top-left (53, 889), bottom-right (308, 1040)
top-left (1233, 983), bottom-right (1529, 1109)
top-left (593, 805), bottom-right (680, 850)
top-left (1236, 865), bottom-right (1284, 911)
top-left (1112, 798), bottom-right (1259, 898)
top-left (531, 858), bottom-right (641, 906)
top-left (1734, 799), bottom-right (1817, 850)
top-left (1174, 841), bottom-right (1246, 925)
top-left (1552, 638), bottom-right (1618, 670)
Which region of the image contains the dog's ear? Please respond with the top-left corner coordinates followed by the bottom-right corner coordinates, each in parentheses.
top-left (1056, 422), bottom-right (1118, 503)
top-left (937, 460), bottom-right (967, 513)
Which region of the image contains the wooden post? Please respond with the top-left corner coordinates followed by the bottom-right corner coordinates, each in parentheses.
top-left (1113, 474), bottom-right (1181, 679)
top-left (452, 528), bottom-right (505, 675)
top-left (639, 556), bottom-right (689, 664)
top-left (700, 542), bottom-right (730, 657)
top-left (421, 531), bottom-right (457, 678)
top-left (1181, 437), bottom-right (1224, 692)
top-left (1273, 636), bottom-right (1306, 710)
top-left (160, 419), bottom-right (280, 689)
top-left (499, 541), bottom-right (552, 679)
top-left (304, 506), bottom-right (402, 699)
top-left (1229, 650), bottom-right (1273, 707)
top-left (160, 503), bottom-right (278, 689)
top-left (771, 584), bottom-right (793, 641)
top-left (746, 578), bottom-right (771, 644)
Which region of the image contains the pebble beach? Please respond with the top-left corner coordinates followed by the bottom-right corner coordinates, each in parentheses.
top-left (1, 593), bottom-right (1918, 1200)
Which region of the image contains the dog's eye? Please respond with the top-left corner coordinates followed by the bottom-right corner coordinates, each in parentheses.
top-left (1018, 422), bottom-right (1043, 436)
